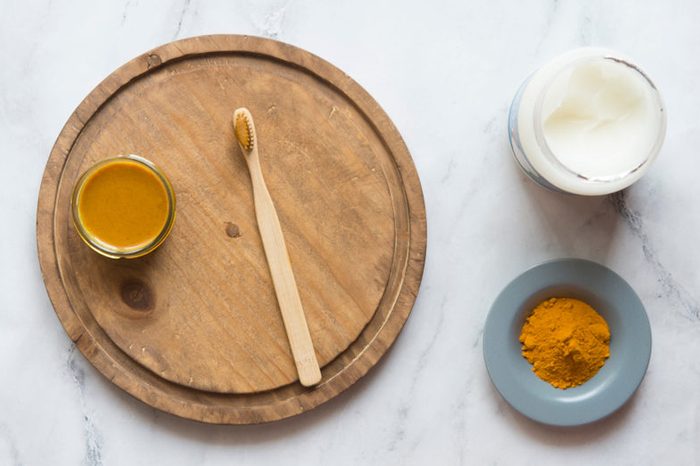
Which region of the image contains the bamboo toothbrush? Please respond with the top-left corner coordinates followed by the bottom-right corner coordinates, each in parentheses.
top-left (233, 107), bottom-right (322, 387)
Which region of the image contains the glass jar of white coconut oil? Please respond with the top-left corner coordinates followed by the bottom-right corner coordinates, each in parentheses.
top-left (508, 48), bottom-right (666, 195)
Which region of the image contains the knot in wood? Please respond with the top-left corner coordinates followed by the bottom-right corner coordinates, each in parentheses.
top-left (121, 279), bottom-right (154, 310)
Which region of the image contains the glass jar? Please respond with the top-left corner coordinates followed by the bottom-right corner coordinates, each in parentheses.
top-left (508, 48), bottom-right (666, 195)
top-left (71, 154), bottom-right (176, 259)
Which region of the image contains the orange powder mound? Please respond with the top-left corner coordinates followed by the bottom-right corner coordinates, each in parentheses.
top-left (519, 297), bottom-right (611, 389)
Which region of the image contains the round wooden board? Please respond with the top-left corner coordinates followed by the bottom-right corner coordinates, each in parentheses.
top-left (37, 35), bottom-right (426, 424)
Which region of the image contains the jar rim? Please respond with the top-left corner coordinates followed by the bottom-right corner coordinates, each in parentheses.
top-left (71, 154), bottom-right (176, 259)
top-left (530, 54), bottom-right (667, 186)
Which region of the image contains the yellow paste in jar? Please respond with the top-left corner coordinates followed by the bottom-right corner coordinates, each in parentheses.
top-left (76, 158), bottom-right (170, 251)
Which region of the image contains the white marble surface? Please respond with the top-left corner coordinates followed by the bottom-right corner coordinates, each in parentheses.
top-left (2, 0), bottom-right (700, 464)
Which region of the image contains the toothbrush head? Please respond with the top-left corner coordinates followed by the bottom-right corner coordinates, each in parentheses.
top-left (233, 108), bottom-right (255, 151)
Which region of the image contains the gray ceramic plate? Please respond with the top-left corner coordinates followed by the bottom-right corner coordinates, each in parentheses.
top-left (483, 258), bottom-right (652, 426)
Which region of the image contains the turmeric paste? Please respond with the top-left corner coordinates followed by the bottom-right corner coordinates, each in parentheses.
top-left (77, 158), bottom-right (170, 249)
top-left (519, 297), bottom-right (610, 389)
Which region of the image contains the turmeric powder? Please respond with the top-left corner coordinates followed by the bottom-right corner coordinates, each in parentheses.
top-left (519, 297), bottom-right (610, 389)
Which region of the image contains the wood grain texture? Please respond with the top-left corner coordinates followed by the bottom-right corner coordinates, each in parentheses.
top-left (233, 107), bottom-right (321, 387)
top-left (37, 35), bottom-right (426, 424)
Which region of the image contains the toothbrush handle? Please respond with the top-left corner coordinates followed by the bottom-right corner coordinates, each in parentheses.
top-left (246, 150), bottom-right (322, 387)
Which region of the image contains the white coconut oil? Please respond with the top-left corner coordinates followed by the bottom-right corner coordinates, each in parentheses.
top-left (509, 48), bottom-right (666, 195)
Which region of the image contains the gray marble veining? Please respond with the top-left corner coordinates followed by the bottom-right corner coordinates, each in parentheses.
top-left (2, 0), bottom-right (700, 464)
top-left (67, 345), bottom-right (104, 466)
top-left (610, 192), bottom-right (700, 321)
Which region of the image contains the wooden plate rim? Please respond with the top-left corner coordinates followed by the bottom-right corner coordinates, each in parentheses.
top-left (37, 34), bottom-right (427, 424)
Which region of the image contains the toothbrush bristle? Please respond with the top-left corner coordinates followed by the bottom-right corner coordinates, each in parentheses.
top-left (235, 113), bottom-right (254, 151)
